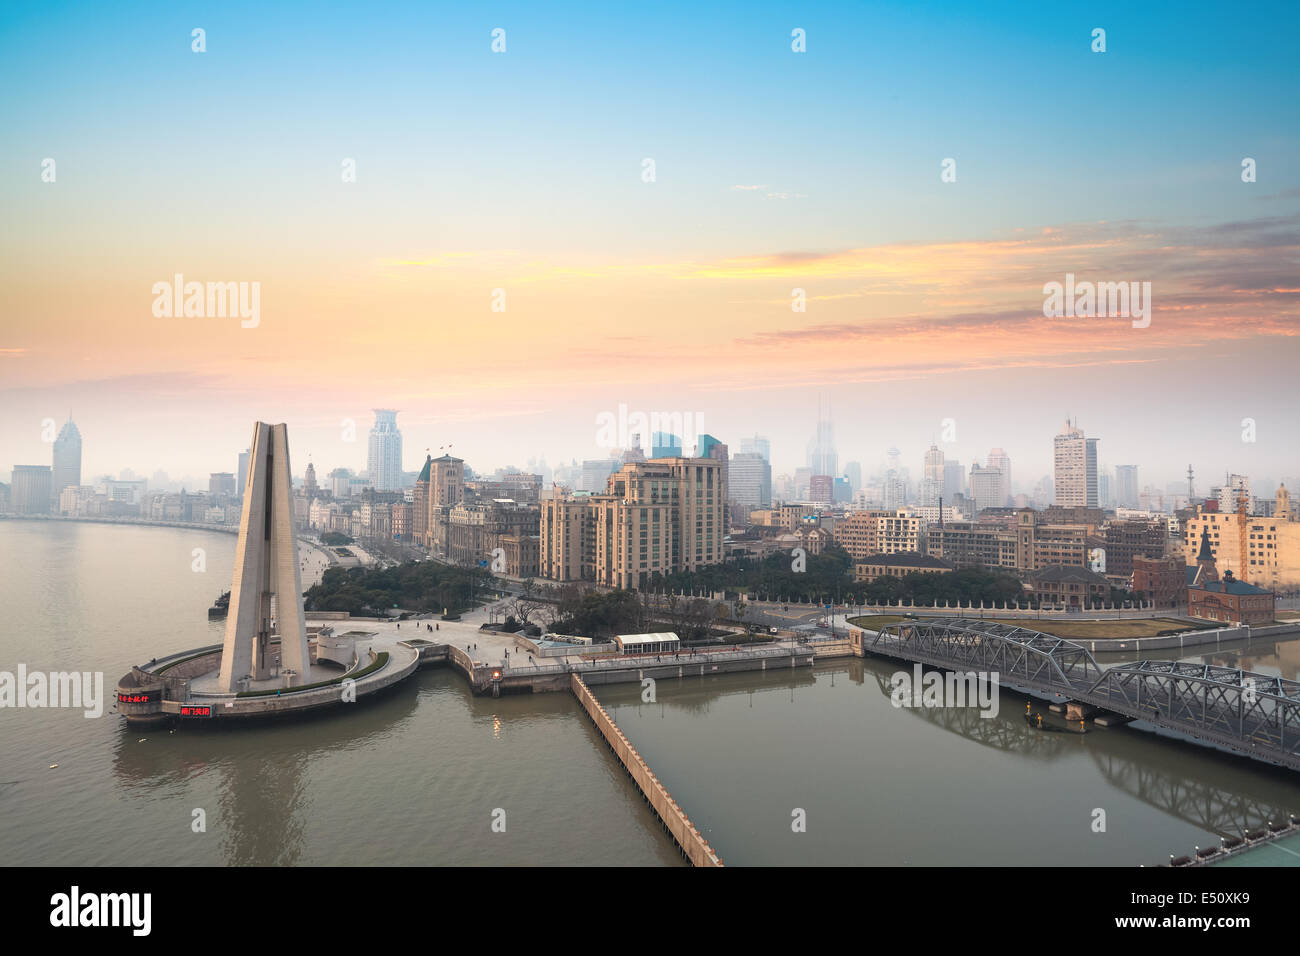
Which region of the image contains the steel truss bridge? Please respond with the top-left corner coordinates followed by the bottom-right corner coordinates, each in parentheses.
top-left (869, 619), bottom-right (1300, 772)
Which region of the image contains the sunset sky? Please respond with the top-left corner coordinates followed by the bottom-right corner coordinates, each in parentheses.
top-left (3, 0), bottom-right (1298, 490)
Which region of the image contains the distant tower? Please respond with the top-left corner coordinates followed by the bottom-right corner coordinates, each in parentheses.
top-left (304, 461), bottom-right (319, 497)
top-left (51, 417), bottom-right (82, 506)
top-left (1187, 464), bottom-right (1196, 502)
top-left (1053, 418), bottom-right (1098, 507)
top-left (218, 422), bottom-right (310, 692)
top-left (366, 409), bottom-right (403, 491)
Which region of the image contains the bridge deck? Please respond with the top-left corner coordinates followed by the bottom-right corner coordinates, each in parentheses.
top-left (867, 618), bottom-right (1300, 773)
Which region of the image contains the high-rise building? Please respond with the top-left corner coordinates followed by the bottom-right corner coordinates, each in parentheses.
top-left (1053, 419), bottom-right (1098, 507)
top-left (969, 463), bottom-right (1004, 514)
top-left (1217, 474), bottom-right (1253, 514)
top-left (540, 456), bottom-right (726, 589)
top-left (1115, 465), bottom-right (1139, 509)
top-left (366, 409), bottom-right (403, 491)
top-left (740, 434), bottom-right (771, 462)
top-left (730, 452), bottom-right (771, 509)
top-left (809, 475), bottom-right (834, 503)
top-left (806, 402), bottom-right (837, 478)
top-left (843, 460), bottom-right (862, 495)
top-left (651, 433), bottom-right (682, 458)
top-left (209, 472), bottom-right (236, 496)
top-left (943, 460), bottom-right (965, 500)
top-left (987, 447), bottom-right (1012, 507)
top-left (237, 448), bottom-right (250, 497)
top-left (51, 418), bottom-right (82, 507)
top-left (696, 434), bottom-right (723, 460)
top-left (920, 444), bottom-right (944, 507)
top-left (580, 458), bottom-right (620, 493)
top-left (304, 461), bottom-right (319, 498)
top-left (12, 465), bottom-right (52, 514)
top-left (1098, 470), bottom-right (1113, 509)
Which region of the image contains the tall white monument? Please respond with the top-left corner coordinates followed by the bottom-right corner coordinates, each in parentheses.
top-left (218, 422), bottom-right (311, 692)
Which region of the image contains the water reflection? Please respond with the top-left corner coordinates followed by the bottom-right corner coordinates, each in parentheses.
top-left (111, 679), bottom-right (424, 865)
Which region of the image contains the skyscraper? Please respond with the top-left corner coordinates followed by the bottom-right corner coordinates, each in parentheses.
top-left (12, 465), bottom-right (52, 514)
top-left (1053, 419), bottom-right (1099, 507)
top-left (806, 402), bottom-right (837, 478)
top-left (920, 444), bottom-right (944, 506)
top-left (1115, 464), bottom-right (1139, 510)
top-left (741, 434), bottom-right (771, 462)
top-left (986, 447), bottom-right (1012, 507)
top-left (843, 460), bottom-right (862, 495)
top-left (969, 463), bottom-right (1004, 514)
top-left (51, 418), bottom-right (82, 507)
top-left (366, 409), bottom-right (403, 491)
top-left (943, 460), bottom-right (965, 500)
top-left (730, 452), bottom-right (772, 509)
top-left (237, 448), bottom-right (250, 497)
top-left (651, 432), bottom-right (683, 458)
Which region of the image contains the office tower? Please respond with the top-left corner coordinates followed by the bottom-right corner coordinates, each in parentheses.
top-left (366, 409), bottom-right (403, 491)
top-left (1053, 419), bottom-right (1098, 507)
top-left (218, 422), bottom-right (310, 692)
top-left (51, 417), bottom-right (82, 507)
top-left (920, 444), bottom-right (944, 507)
top-left (807, 401), bottom-right (838, 478)
top-left (651, 432), bottom-right (683, 458)
top-left (696, 434), bottom-right (723, 460)
top-left (209, 472), bottom-right (236, 496)
top-left (969, 462), bottom-right (1004, 514)
top-left (1218, 474), bottom-right (1253, 514)
top-left (1115, 465), bottom-right (1139, 510)
top-left (580, 458), bottom-right (619, 492)
top-left (1098, 471), bottom-right (1113, 509)
top-left (12, 465), bottom-right (52, 514)
top-left (809, 475), bottom-right (834, 503)
top-left (943, 460), bottom-right (965, 500)
top-left (987, 447), bottom-right (1012, 506)
top-left (304, 462), bottom-right (319, 497)
top-left (844, 460), bottom-right (862, 495)
top-left (741, 434), bottom-right (771, 462)
top-left (731, 452), bottom-right (771, 509)
top-left (700, 436), bottom-right (728, 505)
top-left (237, 448), bottom-right (250, 496)
top-left (882, 471), bottom-right (904, 510)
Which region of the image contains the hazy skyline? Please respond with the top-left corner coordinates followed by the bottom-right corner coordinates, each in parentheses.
top-left (4, 1), bottom-right (1298, 488)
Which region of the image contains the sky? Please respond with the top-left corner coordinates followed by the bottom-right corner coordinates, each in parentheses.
top-left (2, 0), bottom-right (1298, 492)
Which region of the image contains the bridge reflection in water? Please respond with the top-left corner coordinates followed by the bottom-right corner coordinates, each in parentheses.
top-left (870, 619), bottom-right (1300, 772)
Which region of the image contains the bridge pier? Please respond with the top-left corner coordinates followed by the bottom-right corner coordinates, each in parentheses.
top-left (1065, 700), bottom-right (1097, 721)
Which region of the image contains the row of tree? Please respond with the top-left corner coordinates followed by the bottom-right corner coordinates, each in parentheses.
top-left (303, 561), bottom-right (495, 617)
top-left (646, 546), bottom-right (1036, 606)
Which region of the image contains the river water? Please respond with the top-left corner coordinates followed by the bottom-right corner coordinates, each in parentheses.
top-left (3, 520), bottom-right (1298, 866)
top-left (0, 521), bottom-right (680, 866)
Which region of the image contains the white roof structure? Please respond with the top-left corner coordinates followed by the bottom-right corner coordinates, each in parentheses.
top-left (615, 632), bottom-right (681, 647)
